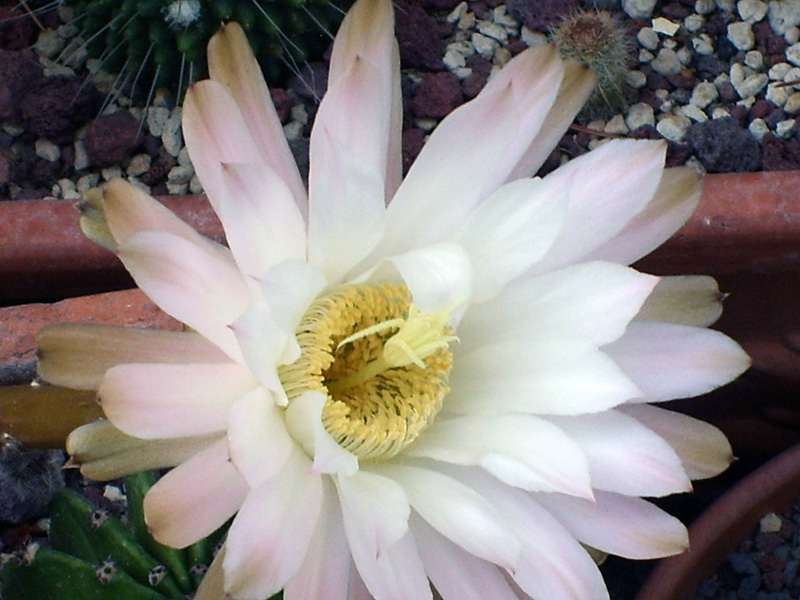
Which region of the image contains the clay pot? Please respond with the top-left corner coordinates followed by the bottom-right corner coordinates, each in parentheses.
top-left (636, 443), bottom-right (800, 600)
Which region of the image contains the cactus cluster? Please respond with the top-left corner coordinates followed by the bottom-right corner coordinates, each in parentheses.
top-left (0, 471), bottom-right (268, 600)
top-left (62, 0), bottom-right (351, 102)
top-left (550, 10), bottom-right (633, 120)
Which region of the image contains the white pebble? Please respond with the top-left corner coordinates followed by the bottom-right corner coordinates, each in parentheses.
top-left (728, 22), bottom-right (755, 50)
top-left (759, 512), bottom-right (783, 534)
top-left (477, 20), bottom-right (508, 43)
top-left (146, 106), bottom-right (170, 137)
top-left (717, 0), bottom-right (736, 10)
top-left (738, 0), bottom-right (768, 22)
top-left (162, 107), bottom-right (183, 157)
top-left (2, 123), bottom-right (24, 137)
top-left (677, 46), bottom-right (693, 65)
top-left (684, 14), bottom-right (706, 32)
top-left (766, 82), bottom-right (790, 105)
top-left (692, 33), bottom-right (715, 55)
top-left (35, 139), bottom-right (61, 162)
top-left (696, 0), bottom-right (716, 13)
top-left (744, 50), bottom-right (764, 69)
top-left (103, 485), bottom-right (127, 504)
top-left (626, 70), bottom-right (648, 88)
top-left (57, 178), bottom-right (79, 200)
top-left (639, 48), bottom-right (656, 63)
top-left (651, 48), bottom-right (683, 75)
top-left (638, 27), bottom-right (660, 50)
top-left (34, 29), bottom-right (66, 59)
top-left (291, 104), bottom-right (308, 125)
top-left (126, 153), bottom-right (151, 177)
top-left (471, 32), bottom-right (499, 60)
top-left (492, 6), bottom-right (518, 28)
top-left (604, 115), bottom-right (630, 134)
top-left (656, 114), bottom-right (692, 141)
top-left (786, 26), bottom-right (800, 44)
top-left (626, 102), bottom-right (656, 129)
top-left (776, 118), bottom-right (796, 137)
top-left (458, 11), bottom-right (475, 31)
top-left (520, 27), bottom-right (548, 47)
top-left (734, 72), bottom-right (769, 97)
top-left (444, 48), bottom-right (466, 71)
top-left (622, 0), bottom-right (658, 18)
top-left (283, 121), bottom-right (304, 141)
top-left (446, 2), bottom-right (467, 23)
top-left (189, 174), bottom-right (204, 194)
top-left (168, 164), bottom-right (194, 185)
top-left (769, 0), bottom-right (800, 35)
top-left (454, 67), bottom-right (472, 80)
top-left (493, 47), bottom-right (512, 67)
top-left (677, 104), bottom-right (709, 121)
top-left (769, 61), bottom-right (792, 79)
top-left (166, 182), bottom-right (189, 195)
top-left (711, 106), bottom-right (732, 118)
top-left (748, 117), bottom-right (770, 139)
top-left (77, 174), bottom-right (99, 193)
top-left (652, 17), bottom-right (680, 36)
top-left (448, 40), bottom-right (475, 58)
top-left (784, 66), bottom-right (800, 86)
top-left (177, 145), bottom-right (192, 167)
top-left (101, 166), bottom-right (122, 181)
top-left (784, 91), bottom-right (800, 113)
top-left (691, 81), bottom-right (720, 107)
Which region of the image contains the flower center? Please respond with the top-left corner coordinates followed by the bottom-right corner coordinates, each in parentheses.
top-left (278, 283), bottom-right (454, 461)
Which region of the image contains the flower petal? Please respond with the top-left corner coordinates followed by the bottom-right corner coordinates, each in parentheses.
top-left (37, 324), bottom-right (229, 390)
top-left (227, 387), bottom-right (294, 487)
top-left (118, 231), bottom-right (251, 360)
top-left (635, 275), bottom-right (724, 327)
top-left (589, 167), bottom-right (703, 264)
top-left (99, 362), bottom-right (257, 439)
top-left (531, 140), bottom-right (667, 273)
top-left (207, 22), bottom-right (307, 214)
top-left (453, 176), bottom-right (568, 302)
top-left (620, 404), bottom-right (733, 480)
top-left (459, 261), bottom-right (659, 348)
top-left (224, 448), bottom-right (323, 600)
top-left (374, 464), bottom-right (521, 571)
top-left (411, 515), bottom-right (520, 600)
top-left (449, 341), bottom-right (640, 415)
top-left (144, 437), bottom-right (250, 548)
top-left (378, 45), bottom-right (564, 256)
top-left (194, 545), bottom-right (226, 600)
top-left (66, 420), bottom-right (221, 480)
top-left (605, 321), bottom-right (751, 402)
top-left (405, 414), bottom-right (592, 497)
top-left (547, 411), bottom-right (691, 497)
top-left (536, 490), bottom-right (689, 559)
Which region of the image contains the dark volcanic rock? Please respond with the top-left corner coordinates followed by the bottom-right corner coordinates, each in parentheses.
top-left (0, 7), bottom-right (39, 50)
top-left (0, 49), bottom-right (42, 122)
top-left (412, 71), bottom-right (463, 117)
top-left (0, 441), bottom-right (65, 524)
top-left (402, 127), bottom-right (426, 174)
top-left (394, 0), bottom-right (446, 71)
top-left (687, 117), bottom-right (761, 172)
top-left (270, 88), bottom-right (293, 123)
top-left (84, 110), bottom-right (145, 168)
top-left (506, 0), bottom-right (581, 32)
top-left (21, 76), bottom-right (103, 144)
top-left (762, 133), bottom-right (800, 171)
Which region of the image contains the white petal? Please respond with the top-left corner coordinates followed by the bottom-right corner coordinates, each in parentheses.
top-left (459, 261), bottom-right (659, 348)
top-left (448, 340), bottom-right (640, 416)
top-left (379, 46), bottom-right (564, 255)
top-left (411, 515), bottom-right (520, 600)
top-left (589, 167), bottom-right (702, 265)
top-left (405, 414), bottom-right (592, 497)
top-left (224, 448), bottom-right (323, 599)
top-left (531, 140), bottom-right (667, 273)
top-left (194, 545), bottom-right (226, 600)
top-left (99, 362), bottom-right (257, 439)
top-left (605, 321), bottom-right (751, 402)
top-left (227, 387), bottom-right (293, 487)
top-left (547, 411), bottom-right (691, 497)
top-left (285, 391), bottom-right (359, 475)
top-left (453, 176), bottom-right (568, 302)
top-left (284, 479), bottom-right (351, 600)
top-left (620, 404), bottom-right (733, 480)
top-left (214, 162), bottom-right (306, 277)
top-left (536, 490), bottom-right (689, 559)
top-left (118, 231), bottom-right (251, 360)
top-left (144, 438), bottom-right (249, 548)
top-left (635, 275), bottom-right (724, 327)
top-left (374, 464), bottom-right (521, 571)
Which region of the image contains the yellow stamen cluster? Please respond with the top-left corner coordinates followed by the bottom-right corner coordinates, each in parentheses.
top-left (278, 283), bottom-right (454, 461)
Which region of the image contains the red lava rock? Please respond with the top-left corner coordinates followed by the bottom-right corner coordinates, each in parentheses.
top-left (291, 62), bottom-right (329, 102)
top-left (755, 532), bottom-right (784, 553)
top-left (21, 76), bottom-right (103, 144)
top-left (84, 110), bottom-right (145, 168)
top-left (0, 49), bottom-right (43, 122)
top-left (411, 0), bottom-right (462, 11)
top-left (0, 7), bottom-right (39, 50)
top-left (754, 21), bottom-right (786, 58)
top-left (749, 99), bottom-right (777, 120)
top-left (401, 127), bottom-right (426, 174)
top-left (462, 54), bottom-right (492, 99)
top-left (762, 134), bottom-right (800, 171)
top-left (505, 0), bottom-right (580, 33)
top-left (759, 554), bottom-right (786, 573)
top-left (763, 570), bottom-right (786, 592)
top-left (412, 71), bottom-right (463, 118)
top-left (394, 0), bottom-right (446, 71)
top-left (270, 88), bottom-right (293, 123)
top-left (504, 39), bottom-right (528, 56)
top-left (660, 2), bottom-right (690, 18)
top-left (141, 149), bottom-right (177, 187)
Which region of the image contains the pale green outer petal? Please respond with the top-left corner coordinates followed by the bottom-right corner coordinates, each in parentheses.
top-left (224, 448), bottom-right (323, 600)
top-left (65, 420), bottom-right (221, 480)
top-left (547, 411), bottom-right (692, 497)
top-left (619, 404), bottom-right (734, 480)
top-left (144, 437), bottom-right (249, 549)
top-left (635, 275), bottom-right (724, 327)
top-left (117, 231), bottom-right (252, 361)
top-left (536, 491), bottom-right (689, 559)
top-left (37, 324), bottom-right (229, 391)
top-left (207, 22), bottom-right (307, 215)
top-left (604, 322), bottom-right (751, 402)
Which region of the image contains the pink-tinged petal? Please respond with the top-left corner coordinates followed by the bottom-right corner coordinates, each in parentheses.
top-left (454, 176), bottom-right (567, 302)
top-left (530, 140), bottom-right (667, 273)
top-left (547, 411), bottom-right (691, 497)
top-left (308, 124), bottom-right (386, 283)
top-left (506, 61), bottom-right (596, 181)
top-left (605, 322), bottom-right (751, 402)
top-left (336, 468), bottom-right (410, 558)
top-left (194, 545), bottom-right (225, 600)
top-left (37, 324), bottom-right (229, 390)
top-left (99, 362), bottom-right (257, 439)
top-left (459, 261), bottom-right (659, 347)
top-left (635, 275), bottom-right (724, 327)
top-left (590, 167), bottom-right (703, 265)
top-left (452, 467), bottom-right (609, 600)
top-left (285, 391), bottom-right (359, 475)
top-left (369, 242), bottom-right (472, 315)
top-left (227, 388), bottom-right (293, 487)
top-left (66, 420), bottom-right (221, 481)
top-left (207, 23), bottom-right (307, 215)
top-left (284, 479), bottom-right (351, 600)
top-left (345, 527), bottom-right (431, 600)
top-left (374, 463), bottom-right (521, 570)
top-left (377, 45), bottom-right (564, 256)
top-left (411, 515), bottom-right (520, 600)
top-left (145, 437), bottom-right (249, 548)
top-left (620, 404), bottom-right (733, 480)
top-left (449, 341), bottom-right (640, 416)
top-left (405, 414), bottom-right (592, 497)
top-left (118, 231), bottom-right (252, 360)
top-left (215, 162), bottom-right (306, 277)
top-left (224, 448), bottom-right (323, 600)
top-left (536, 490), bottom-right (689, 559)
top-left (182, 80), bottom-right (265, 212)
